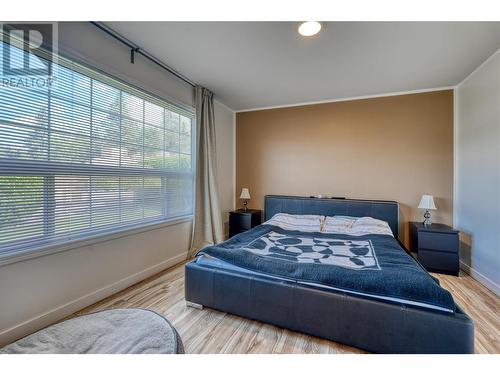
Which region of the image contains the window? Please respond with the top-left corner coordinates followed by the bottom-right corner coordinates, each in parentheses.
top-left (0, 40), bottom-right (195, 258)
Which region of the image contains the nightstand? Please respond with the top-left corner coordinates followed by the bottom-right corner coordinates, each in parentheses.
top-left (229, 209), bottom-right (262, 237)
top-left (409, 221), bottom-right (460, 276)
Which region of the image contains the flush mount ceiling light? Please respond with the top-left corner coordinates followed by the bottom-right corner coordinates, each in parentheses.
top-left (298, 21), bottom-right (322, 37)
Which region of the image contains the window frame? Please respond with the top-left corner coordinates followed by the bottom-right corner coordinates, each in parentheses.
top-left (0, 37), bottom-right (196, 265)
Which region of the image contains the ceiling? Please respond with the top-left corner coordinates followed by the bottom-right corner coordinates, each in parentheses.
top-left (106, 22), bottom-right (500, 111)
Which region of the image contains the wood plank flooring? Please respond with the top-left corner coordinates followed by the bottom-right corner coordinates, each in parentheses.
top-left (73, 261), bottom-right (499, 354)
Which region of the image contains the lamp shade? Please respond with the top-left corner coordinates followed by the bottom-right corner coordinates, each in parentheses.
top-left (240, 188), bottom-right (251, 200)
top-left (418, 195), bottom-right (436, 210)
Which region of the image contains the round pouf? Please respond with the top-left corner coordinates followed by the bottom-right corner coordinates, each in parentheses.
top-left (0, 308), bottom-right (184, 354)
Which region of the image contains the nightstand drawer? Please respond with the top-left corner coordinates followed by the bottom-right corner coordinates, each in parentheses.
top-left (228, 209), bottom-right (262, 238)
top-left (418, 249), bottom-right (459, 274)
top-left (418, 231), bottom-right (458, 253)
top-left (229, 213), bottom-right (252, 229)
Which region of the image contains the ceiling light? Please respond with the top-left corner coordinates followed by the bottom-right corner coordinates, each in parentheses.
top-left (298, 21), bottom-right (322, 37)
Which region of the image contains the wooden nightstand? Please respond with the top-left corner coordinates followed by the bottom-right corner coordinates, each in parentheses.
top-left (229, 209), bottom-right (262, 237)
top-left (409, 221), bottom-right (460, 276)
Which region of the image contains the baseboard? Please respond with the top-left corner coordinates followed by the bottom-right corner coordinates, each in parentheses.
top-left (0, 251), bottom-right (188, 347)
top-left (460, 261), bottom-right (500, 296)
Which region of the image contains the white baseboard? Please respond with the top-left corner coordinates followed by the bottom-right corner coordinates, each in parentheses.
top-left (460, 261), bottom-right (500, 296)
top-left (0, 251), bottom-right (188, 347)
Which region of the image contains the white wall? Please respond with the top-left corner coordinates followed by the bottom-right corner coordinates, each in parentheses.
top-left (0, 221), bottom-right (192, 345)
top-left (456, 49), bottom-right (500, 295)
top-left (0, 22), bottom-right (235, 345)
top-left (57, 22), bottom-right (194, 108)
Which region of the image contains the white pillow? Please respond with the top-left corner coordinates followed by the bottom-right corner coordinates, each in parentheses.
top-left (264, 213), bottom-right (324, 232)
top-left (321, 216), bottom-right (394, 237)
top-left (349, 217), bottom-right (394, 237)
top-left (322, 216), bottom-right (356, 233)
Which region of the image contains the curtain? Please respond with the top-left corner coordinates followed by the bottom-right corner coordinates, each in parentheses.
top-left (189, 86), bottom-right (224, 257)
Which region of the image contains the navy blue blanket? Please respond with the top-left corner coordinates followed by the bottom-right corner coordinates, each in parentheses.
top-left (197, 225), bottom-right (456, 312)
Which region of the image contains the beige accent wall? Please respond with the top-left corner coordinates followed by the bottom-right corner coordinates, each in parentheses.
top-left (236, 90), bottom-right (454, 246)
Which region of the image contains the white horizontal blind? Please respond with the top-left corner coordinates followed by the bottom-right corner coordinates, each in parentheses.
top-left (0, 40), bottom-right (195, 256)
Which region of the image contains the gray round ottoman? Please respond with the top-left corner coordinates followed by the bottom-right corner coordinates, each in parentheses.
top-left (0, 308), bottom-right (184, 354)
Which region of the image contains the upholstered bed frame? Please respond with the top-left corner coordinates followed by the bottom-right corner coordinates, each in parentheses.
top-left (185, 195), bottom-right (474, 353)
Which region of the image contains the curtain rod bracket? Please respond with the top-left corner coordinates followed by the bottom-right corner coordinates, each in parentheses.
top-left (91, 22), bottom-right (196, 87)
top-left (130, 48), bottom-right (140, 64)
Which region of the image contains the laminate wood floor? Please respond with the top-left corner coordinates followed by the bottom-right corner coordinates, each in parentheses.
top-left (74, 261), bottom-right (500, 354)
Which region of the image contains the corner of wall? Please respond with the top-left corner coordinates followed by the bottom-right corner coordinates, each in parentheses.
top-left (233, 109), bottom-right (237, 212)
top-left (453, 86), bottom-right (458, 228)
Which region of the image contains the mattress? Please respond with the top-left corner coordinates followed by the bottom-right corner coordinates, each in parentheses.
top-left (195, 253), bottom-right (454, 313)
top-left (197, 224), bottom-right (457, 313)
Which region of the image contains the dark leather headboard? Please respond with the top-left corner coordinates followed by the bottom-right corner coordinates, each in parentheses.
top-left (264, 195), bottom-right (400, 238)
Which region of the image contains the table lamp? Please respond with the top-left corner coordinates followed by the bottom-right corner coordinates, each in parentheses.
top-left (418, 194), bottom-right (436, 226)
top-left (240, 188), bottom-right (251, 212)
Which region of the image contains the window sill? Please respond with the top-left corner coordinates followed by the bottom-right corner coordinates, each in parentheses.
top-left (0, 216), bottom-right (193, 268)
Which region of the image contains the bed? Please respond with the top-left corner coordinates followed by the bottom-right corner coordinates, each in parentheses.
top-left (184, 195), bottom-right (474, 353)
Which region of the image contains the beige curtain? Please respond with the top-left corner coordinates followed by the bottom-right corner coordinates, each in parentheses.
top-left (189, 86), bottom-right (224, 257)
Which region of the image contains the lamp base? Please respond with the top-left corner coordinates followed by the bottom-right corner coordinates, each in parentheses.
top-left (423, 210), bottom-right (431, 226)
top-left (243, 200), bottom-right (248, 212)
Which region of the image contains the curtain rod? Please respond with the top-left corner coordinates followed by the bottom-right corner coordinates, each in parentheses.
top-left (90, 21), bottom-right (196, 88)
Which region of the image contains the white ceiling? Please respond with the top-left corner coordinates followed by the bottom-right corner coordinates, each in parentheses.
top-left (106, 22), bottom-right (500, 111)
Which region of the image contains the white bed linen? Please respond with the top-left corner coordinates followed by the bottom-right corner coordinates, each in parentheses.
top-left (263, 213), bottom-right (324, 232)
top-left (264, 213), bottom-right (394, 237)
top-left (321, 216), bottom-right (356, 233)
top-left (322, 216), bottom-right (394, 237)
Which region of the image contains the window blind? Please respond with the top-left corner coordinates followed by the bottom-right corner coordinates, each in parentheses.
top-left (0, 40), bottom-right (195, 257)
